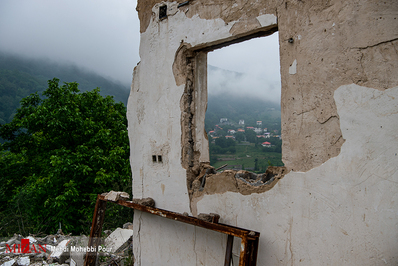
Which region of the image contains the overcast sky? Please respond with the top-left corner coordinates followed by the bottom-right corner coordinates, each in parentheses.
top-left (0, 0), bottom-right (140, 86)
top-left (208, 33), bottom-right (281, 103)
top-left (0, 0), bottom-right (281, 102)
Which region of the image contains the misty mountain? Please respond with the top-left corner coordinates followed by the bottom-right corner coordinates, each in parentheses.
top-left (0, 52), bottom-right (130, 124)
top-left (206, 65), bottom-right (281, 132)
top-left (0, 53), bottom-right (280, 132)
top-left (208, 65), bottom-right (244, 80)
top-left (208, 64), bottom-right (281, 104)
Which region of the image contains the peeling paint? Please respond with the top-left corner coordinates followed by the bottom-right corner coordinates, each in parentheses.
top-left (256, 14), bottom-right (277, 27)
top-left (289, 59), bottom-right (297, 75)
top-left (129, 1), bottom-right (398, 265)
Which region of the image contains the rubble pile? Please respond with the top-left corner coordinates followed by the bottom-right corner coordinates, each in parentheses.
top-left (0, 224), bottom-right (134, 266)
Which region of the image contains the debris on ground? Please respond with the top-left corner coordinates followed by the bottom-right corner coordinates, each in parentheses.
top-left (0, 224), bottom-right (134, 266)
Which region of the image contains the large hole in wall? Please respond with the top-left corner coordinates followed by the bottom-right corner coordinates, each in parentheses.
top-left (206, 32), bottom-right (283, 172)
top-left (183, 30), bottom-right (288, 202)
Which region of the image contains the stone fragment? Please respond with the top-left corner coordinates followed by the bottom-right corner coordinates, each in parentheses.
top-left (131, 197), bottom-right (155, 207)
top-left (0, 259), bottom-right (15, 266)
top-left (235, 170), bottom-right (258, 181)
top-left (5, 235), bottom-right (22, 246)
top-left (123, 222), bottom-right (133, 230)
top-left (25, 236), bottom-right (37, 243)
top-left (103, 230), bottom-right (112, 236)
top-left (17, 256), bottom-right (29, 266)
top-left (104, 228), bottom-right (134, 254)
top-left (49, 239), bottom-right (70, 264)
top-left (104, 191), bottom-right (130, 202)
top-left (197, 213), bottom-right (220, 223)
top-left (39, 235), bottom-right (57, 245)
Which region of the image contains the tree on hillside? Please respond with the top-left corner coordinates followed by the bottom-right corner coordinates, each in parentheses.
top-left (235, 132), bottom-right (245, 142)
top-left (0, 78), bottom-right (132, 236)
top-left (245, 129), bottom-right (256, 143)
top-left (215, 137), bottom-right (235, 149)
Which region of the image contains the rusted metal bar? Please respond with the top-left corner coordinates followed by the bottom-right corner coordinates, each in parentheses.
top-left (224, 234), bottom-right (234, 266)
top-left (239, 236), bottom-right (249, 266)
top-left (84, 195), bottom-right (107, 266)
top-left (101, 195), bottom-right (258, 239)
top-left (247, 237), bottom-right (259, 266)
top-left (91, 194), bottom-right (260, 265)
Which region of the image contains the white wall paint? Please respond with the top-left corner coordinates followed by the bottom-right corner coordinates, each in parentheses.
top-left (196, 84), bottom-right (398, 265)
top-left (128, 1), bottom-right (398, 264)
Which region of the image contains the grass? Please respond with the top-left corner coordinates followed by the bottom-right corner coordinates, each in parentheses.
top-left (211, 143), bottom-right (283, 172)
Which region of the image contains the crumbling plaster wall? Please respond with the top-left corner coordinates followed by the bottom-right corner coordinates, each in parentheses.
top-left (128, 0), bottom-right (398, 265)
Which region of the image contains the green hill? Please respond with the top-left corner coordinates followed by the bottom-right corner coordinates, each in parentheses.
top-left (205, 93), bottom-right (281, 132)
top-left (0, 52), bottom-right (130, 124)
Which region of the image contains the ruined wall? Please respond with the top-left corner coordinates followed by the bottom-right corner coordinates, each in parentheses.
top-left (127, 0), bottom-right (398, 265)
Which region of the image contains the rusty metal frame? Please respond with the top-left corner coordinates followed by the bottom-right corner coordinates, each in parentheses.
top-left (85, 194), bottom-right (260, 266)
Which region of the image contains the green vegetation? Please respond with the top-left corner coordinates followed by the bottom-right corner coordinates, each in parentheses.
top-left (205, 94), bottom-right (283, 170)
top-left (0, 52), bottom-right (129, 126)
top-left (0, 69), bottom-right (47, 125)
top-left (0, 78), bottom-right (132, 236)
top-left (210, 142), bottom-right (283, 172)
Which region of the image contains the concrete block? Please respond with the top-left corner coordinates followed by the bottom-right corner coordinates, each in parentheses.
top-left (104, 191), bottom-right (129, 202)
top-left (69, 235), bottom-right (88, 266)
top-left (105, 228), bottom-right (133, 254)
top-left (0, 259), bottom-right (15, 266)
top-left (17, 256), bottom-right (30, 266)
top-left (49, 239), bottom-right (70, 263)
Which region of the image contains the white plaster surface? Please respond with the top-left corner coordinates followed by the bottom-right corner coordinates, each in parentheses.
top-left (128, 0), bottom-right (278, 202)
top-left (128, 6), bottom-right (277, 264)
top-left (128, 0), bottom-right (277, 211)
top-left (289, 59), bottom-right (297, 75)
top-left (128, 1), bottom-right (398, 264)
top-left (196, 84), bottom-right (398, 265)
top-left (133, 211), bottom-right (226, 265)
top-left (257, 14), bottom-right (277, 27)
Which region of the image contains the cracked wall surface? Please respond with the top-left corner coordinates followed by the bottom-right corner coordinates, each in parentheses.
top-left (278, 0), bottom-right (398, 171)
top-left (128, 0), bottom-right (398, 265)
top-left (197, 84), bottom-right (398, 265)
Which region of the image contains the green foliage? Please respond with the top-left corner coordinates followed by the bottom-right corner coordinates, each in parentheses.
top-left (0, 69), bottom-right (47, 125)
top-left (210, 143), bottom-right (283, 171)
top-left (235, 132), bottom-right (245, 142)
top-left (215, 137), bottom-right (235, 149)
top-left (0, 78), bottom-right (132, 236)
top-left (245, 130), bottom-right (257, 143)
top-left (210, 136), bottom-right (236, 155)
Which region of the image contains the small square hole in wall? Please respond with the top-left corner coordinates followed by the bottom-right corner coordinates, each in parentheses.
top-left (159, 5), bottom-right (167, 20)
top-left (152, 155), bottom-right (157, 162)
top-left (158, 155), bottom-right (163, 163)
